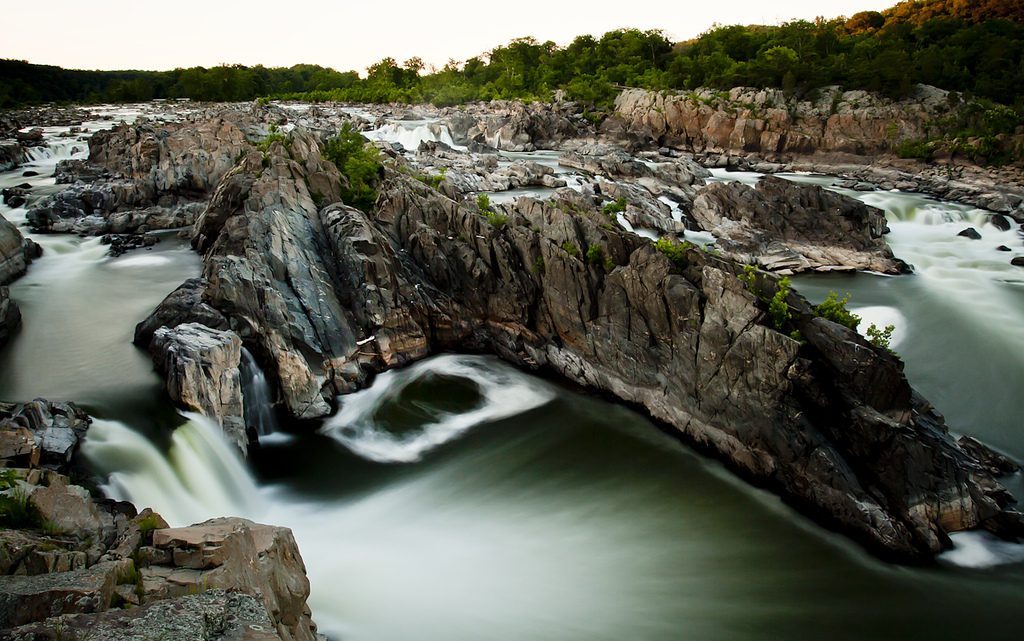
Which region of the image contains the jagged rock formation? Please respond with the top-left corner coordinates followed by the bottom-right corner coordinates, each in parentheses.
top-left (150, 323), bottom-right (250, 454)
top-left (25, 108), bottom-right (257, 234)
top-left (126, 115), bottom-right (1024, 560)
top-left (443, 100), bottom-right (590, 151)
top-left (610, 85), bottom-right (958, 158)
top-left (691, 175), bottom-right (910, 273)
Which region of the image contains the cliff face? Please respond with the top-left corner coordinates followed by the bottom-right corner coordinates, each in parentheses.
top-left (610, 85), bottom-right (957, 158)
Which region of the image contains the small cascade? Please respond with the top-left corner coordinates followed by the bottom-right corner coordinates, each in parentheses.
top-left (240, 348), bottom-right (280, 437)
top-left (83, 414), bottom-right (265, 527)
top-left (364, 120), bottom-right (464, 151)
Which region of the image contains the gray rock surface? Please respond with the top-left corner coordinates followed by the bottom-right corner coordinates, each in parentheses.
top-left (0, 400), bottom-right (92, 473)
top-left (150, 323), bottom-right (249, 454)
top-left (690, 175), bottom-right (909, 273)
top-left (0, 590), bottom-right (284, 641)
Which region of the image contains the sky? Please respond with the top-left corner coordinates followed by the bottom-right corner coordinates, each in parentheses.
top-left (3, 0), bottom-right (898, 73)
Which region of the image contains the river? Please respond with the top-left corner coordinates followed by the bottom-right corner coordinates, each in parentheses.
top-left (1, 108), bottom-right (1022, 641)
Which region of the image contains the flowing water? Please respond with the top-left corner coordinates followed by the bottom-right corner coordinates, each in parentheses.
top-left (2, 113), bottom-right (1024, 640)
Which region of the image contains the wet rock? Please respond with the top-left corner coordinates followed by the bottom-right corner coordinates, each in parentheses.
top-left (444, 100), bottom-right (587, 151)
top-left (14, 129), bottom-right (43, 145)
top-left (0, 142), bottom-right (25, 172)
top-left (0, 188), bottom-right (28, 209)
top-left (150, 323), bottom-right (249, 454)
top-left (958, 227), bottom-right (982, 240)
top-left (0, 400), bottom-right (91, 473)
top-left (989, 214), bottom-right (1011, 232)
top-left (690, 175), bottom-right (908, 273)
top-left (996, 245), bottom-right (1012, 251)
top-left (20, 171), bottom-right (37, 178)
top-left (100, 232), bottom-right (159, 257)
top-left (1011, 256), bottom-right (1024, 267)
top-left (133, 278), bottom-right (229, 348)
top-left (0, 287), bottom-right (20, 350)
top-left (957, 436), bottom-right (1020, 477)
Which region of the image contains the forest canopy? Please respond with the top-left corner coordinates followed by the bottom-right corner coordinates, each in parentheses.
top-left (1, 0), bottom-right (1022, 109)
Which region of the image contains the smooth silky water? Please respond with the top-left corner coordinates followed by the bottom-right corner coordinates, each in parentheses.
top-left (2, 116), bottom-right (1022, 640)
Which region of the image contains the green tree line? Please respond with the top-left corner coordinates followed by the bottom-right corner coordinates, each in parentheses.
top-left (2, 0), bottom-right (1022, 110)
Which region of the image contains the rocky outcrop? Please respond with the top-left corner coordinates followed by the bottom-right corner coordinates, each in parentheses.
top-left (137, 113), bottom-right (1023, 559)
top-left (133, 278), bottom-right (230, 348)
top-left (144, 518), bottom-right (316, 641)
top-left (25, 108), bottom-right (259, 235)
top-left (444, 100), bottom-right (591, 151)
top-left (610, 85), bottom-right (959, 158)
top-left (150, 324), bottom-right (249, 454)
top-left (690, 175), bottom-right (910, 273)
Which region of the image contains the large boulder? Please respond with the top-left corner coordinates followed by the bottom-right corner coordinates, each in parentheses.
top-left (143, 518), bottom-right (316, 641)
top-left (150, 323), bottom-right (249, 454)
top-left (691, 175), bottom-right (909, 273)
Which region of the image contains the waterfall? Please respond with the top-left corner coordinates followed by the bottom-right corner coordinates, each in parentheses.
top-left (240, 348), bottom-right (280, 437)
top-left (82, 413), bottom-right (265, 527)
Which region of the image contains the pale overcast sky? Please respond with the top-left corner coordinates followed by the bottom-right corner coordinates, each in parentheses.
top-left (4, 1), bottom-right (897, 73)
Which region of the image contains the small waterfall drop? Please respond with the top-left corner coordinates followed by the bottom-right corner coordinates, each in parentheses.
top-left (240, 348), bottom-right (280, 437)
top-left (83, 413), bottom-right (265, 527)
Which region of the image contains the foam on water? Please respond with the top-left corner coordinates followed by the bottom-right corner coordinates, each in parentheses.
top-left (941, 531), bottom-right (1024, 568)
top-left (321, 354), bottom-right (554, 463)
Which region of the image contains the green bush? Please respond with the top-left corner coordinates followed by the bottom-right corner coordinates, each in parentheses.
top-left (476, 193), bottom-right (492, 212)
top-left (561, 241), bottom-right (580, 258)
top-left (531, 256), bottom-right (545, 274)
top-left (866, 323), bottom-right (896, 351)
top-left (814, 291), bottom-right (861, 331)
top-left (896, 138), bottom-right (932, 161)
top-left (601, 197), bottom-right (627, 217)
top-left (323, 123), bottom-right (383, 213)
top-left (255, 123), bottom-right (287, 154)
top-left (654, 237), bottom-right (691, 268)
top-left (0, 472), bottom-right (34, 529)
top-left (484, 211), bottom-right (507, 228)
top-left (768, 277), bottom-right (793, 330)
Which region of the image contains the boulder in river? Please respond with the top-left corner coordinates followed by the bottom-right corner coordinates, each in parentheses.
top-left (0, 287), bottom-right (20, 350)
top-left (150, 323), bottom-right (250, 454)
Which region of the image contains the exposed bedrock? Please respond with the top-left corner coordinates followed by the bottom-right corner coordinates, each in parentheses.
top-left (691, 175), bottom-right (910, 274)
top-left (442, 100), bottom-right (591, 151)
top-left (132, 120), bottom-right (1023, 560)
top-left (610, 85), bottom-right (958, 158)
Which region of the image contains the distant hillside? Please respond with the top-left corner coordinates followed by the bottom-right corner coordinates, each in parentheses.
top-left (2, 0), bottom-right (1023, 112)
